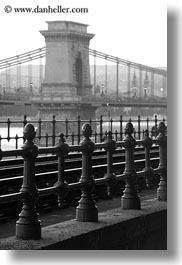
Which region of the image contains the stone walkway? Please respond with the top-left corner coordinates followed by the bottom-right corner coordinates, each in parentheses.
top-left (0, 189), bottom-right (157, 240)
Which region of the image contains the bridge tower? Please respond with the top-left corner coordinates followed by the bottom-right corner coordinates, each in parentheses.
top-left (39, 21), bottom-right (96, 121)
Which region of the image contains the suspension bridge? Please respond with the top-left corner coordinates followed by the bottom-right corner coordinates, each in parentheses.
top-left (0, 21), bottom-right (167, 250)
top-left (0, 21), bottom-right (167, 120)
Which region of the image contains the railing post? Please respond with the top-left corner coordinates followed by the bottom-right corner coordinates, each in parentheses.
top-left (142, 129), bottom-right (154, 189)
top-left (104, 131), bottom-right (117, 198)
top-left (16, 123), bottom-right (41, 239)
top-left (121, 122), bottom-right (141, 209)
top-left (157, 122), bottom-right (167, 201)
top-left (76, 123), bottom-right (98, 222)
top-left (54, 133), bottom-right (69, 208)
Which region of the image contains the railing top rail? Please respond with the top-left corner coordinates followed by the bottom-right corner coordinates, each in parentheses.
top-left (0, 136), bottom-right (159, 158)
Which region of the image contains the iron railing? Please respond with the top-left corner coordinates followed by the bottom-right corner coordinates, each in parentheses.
top-left (0, 120), bottom-right (167, 239)
top-left (0, 114), bottom-right (166, 150)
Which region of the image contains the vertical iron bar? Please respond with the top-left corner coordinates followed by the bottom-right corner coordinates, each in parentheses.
top-left (120, 115), bottom-right (123, 141)
top-left (38, 118), bottom-right (42, 140)
top-left (99, 115), bottom-right (103, 142)
top-left (23, 115), bottom-right (27, 143)
top-left (7, 118), bottom-right (11, 142)
top-left (52, 115), bottom-right (56, 146)
top-left (65, 118), bottom-right (68, 138)
top-left (77, 115), bottom-right (81, 144)
top-left (138, 115), bottom-right (141, 140)
top-left (15, 134), bottom-right (18, 150)
top-left (154, 114), bottom-right (158, 128)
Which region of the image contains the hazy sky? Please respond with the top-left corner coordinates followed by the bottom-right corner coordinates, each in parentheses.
top-left (0, 0), bottom-right (167, 67)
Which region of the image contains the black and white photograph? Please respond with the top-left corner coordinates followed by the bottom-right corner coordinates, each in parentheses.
top-left (0, 0), bottom-right (180, 263)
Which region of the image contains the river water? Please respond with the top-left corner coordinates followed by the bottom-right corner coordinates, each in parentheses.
top-left (0, 127), bottom-right (24, 150)
top-left (0, 118), bottom-right (164, 151)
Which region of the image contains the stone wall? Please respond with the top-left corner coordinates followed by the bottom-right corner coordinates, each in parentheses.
top-left (0, 199), bottom-right (167, 250)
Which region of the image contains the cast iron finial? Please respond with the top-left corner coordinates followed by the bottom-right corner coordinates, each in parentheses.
top-left (82, 123), bottom-right (92, 139)
top-left (125, 122), bottom-right (134, 136)
top-left (23, 123), bottom-right (36, 142)
top-left (158, 122), bottom-right (167, 135)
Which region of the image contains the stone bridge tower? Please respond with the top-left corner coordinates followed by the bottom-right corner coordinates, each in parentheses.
top-left (40, 21), bottom-right (94, 101)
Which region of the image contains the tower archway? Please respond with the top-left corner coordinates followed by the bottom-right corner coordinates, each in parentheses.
top-left (76, 57), bottom-right (83, 96)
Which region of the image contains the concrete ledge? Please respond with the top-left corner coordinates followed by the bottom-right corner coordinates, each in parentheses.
top-left (0, 199), bottom-right (167, 250)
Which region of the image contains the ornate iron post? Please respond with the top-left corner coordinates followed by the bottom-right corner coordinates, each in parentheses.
top-left (54, 133), bottom-right (69, 208)
top-left (142, 129), bottom-right (154, 188)
top-left (16, 124), bottom-right (41, 239)
top-left (121, 122), bottom-right (141, 209)
top-left (76, 123), bottom-right (98, 222)
top-left (104, 131), bottom-right (117, 198)
top-left (157, 122), bottom-right (167, 200)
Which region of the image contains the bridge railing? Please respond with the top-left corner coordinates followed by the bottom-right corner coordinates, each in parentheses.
top-left (0, 121), bottom-right (167, 239)
top-left (0, 114), bottom-right (166, 150)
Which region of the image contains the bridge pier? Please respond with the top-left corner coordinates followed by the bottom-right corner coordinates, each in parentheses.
top-left (40, 21), bottom-right (94, 101)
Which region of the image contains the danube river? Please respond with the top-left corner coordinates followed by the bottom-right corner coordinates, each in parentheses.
top-left (0, 127), bottom-right (24, 150)
top-left (0, 118), bottom-right (164, 151)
